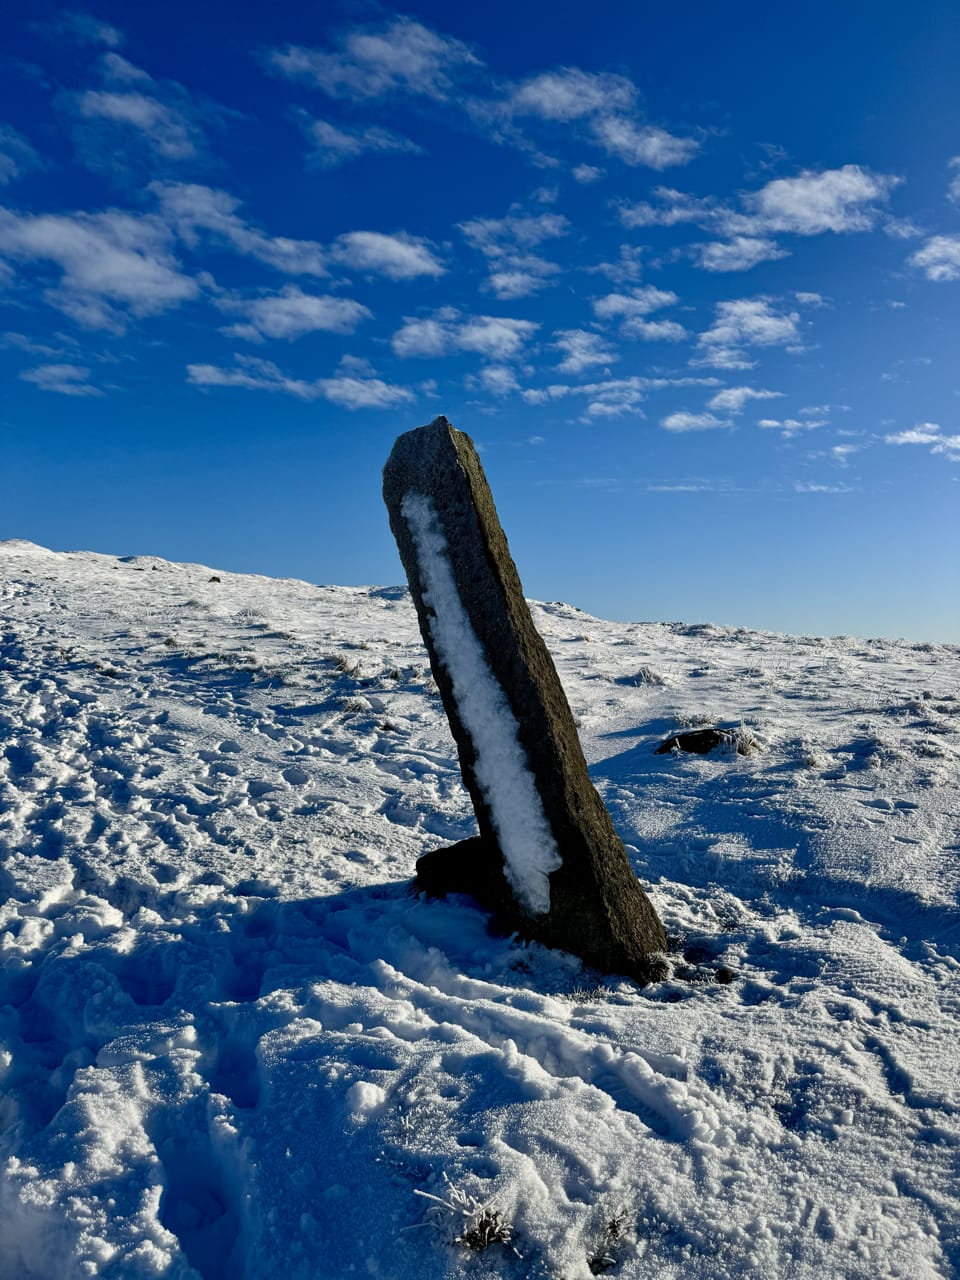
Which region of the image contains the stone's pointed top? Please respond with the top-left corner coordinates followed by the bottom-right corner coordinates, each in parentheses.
top-left (383, 415), bottom-right (478, 497)
top-left (394, 414), bottom-right (454, 440)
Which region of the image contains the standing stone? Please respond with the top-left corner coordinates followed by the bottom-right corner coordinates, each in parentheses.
top-left (383, 416), bottom-right (667, 981)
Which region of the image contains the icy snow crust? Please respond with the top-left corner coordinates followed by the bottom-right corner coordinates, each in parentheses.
top-left (0, 540), bottom-right (957, 1279)
top-left (401, 491), bottom-right (561, 914)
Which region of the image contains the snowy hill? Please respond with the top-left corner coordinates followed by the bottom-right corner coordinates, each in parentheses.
top-left (1, 540), bottom-right (958, 1280)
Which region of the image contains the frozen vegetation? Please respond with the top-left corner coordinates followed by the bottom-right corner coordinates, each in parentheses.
top-left (0, 539), bottom-right (958, 1279)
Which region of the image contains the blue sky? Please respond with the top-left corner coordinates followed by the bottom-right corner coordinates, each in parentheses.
top-left (2, 1), bottom-right (958, 641)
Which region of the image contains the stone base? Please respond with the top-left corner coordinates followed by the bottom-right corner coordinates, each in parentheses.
top-left (416, 836), bottom-right (669, 984)
top-left (415, 836), bottom-right (514, 917)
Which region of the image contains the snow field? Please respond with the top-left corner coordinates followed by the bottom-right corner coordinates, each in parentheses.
top-left (0, 540), bottom-right (958, 1278)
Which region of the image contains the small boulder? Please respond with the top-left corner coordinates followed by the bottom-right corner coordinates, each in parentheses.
top-left (655, 727), bottom-right (733, 755)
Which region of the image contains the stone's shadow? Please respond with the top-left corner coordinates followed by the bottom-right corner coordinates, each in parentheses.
top-left (0, 871), bottom-right (675, 1155)
top-left (597, 717), bottom-right (682, 743)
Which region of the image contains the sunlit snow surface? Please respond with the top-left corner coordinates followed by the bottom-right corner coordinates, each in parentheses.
top-left (0, 540), bottom-right (958, 1280)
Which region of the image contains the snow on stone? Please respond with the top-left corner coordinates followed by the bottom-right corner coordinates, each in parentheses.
top-left (0, 538), bottom-right (958, 1279)
top-left (401, 491), bottom-right (562, 914)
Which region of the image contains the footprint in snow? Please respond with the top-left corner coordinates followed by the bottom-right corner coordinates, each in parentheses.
top-left (207, 759), bottom-right (240, 778)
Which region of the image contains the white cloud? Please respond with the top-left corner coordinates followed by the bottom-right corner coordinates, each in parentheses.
top-left (485, 266), bottom-right (558, 299)
top-left (799, 400), bottom-right (847, 415)
top-left (330, 230), bottom-right (444, 280)
top-left (74, 90), bottom-right (198, 159)
top-left (696, 297), bottom-right (802, 368)
top-left (1, 331), bottom-right (66, 356)
top-left (619, 187), bottom-right (715, 228)
top-left (270, 18), bottom-right (478, 102)
top-left (758, 417), bottom-right (827, 435)
top-left (694, 236), bottom-right (789, 272)
top-left (20, 363), bottom-right (102, 396)
top-left (506, 68), bottom-right (636, 122)
top-left (588, 245), bottom-right (645, 283)
top-left (572, 164), bottom-right (602, 183)
top-left (0, 126), bottom-right (41, 185)
top-left (589, 289), bottom-right (687, 341)
top-left (301, 117), bottom-right (422, 168)
top-left (520, 385), bottom-right (577, 405)
top-left (554, 328), bottom-right (617, 373)
top-left (620, 168), bottom-right (899, 253)
top-left (392, 308), bottom-right (538, 360)
top-left (885, 423), bottom-right (943, 445)
top-left (187, 355), bottom-right (314, 396)
top-left (390, 315), bottom-right (451, 358)
top-left (460, 211), bottom-right (567, 298)
top-left (99, 53), bottom-right (151, 84)
top-left (660, 410), bottom-right (728, 432)
top-left (54, 12), bottom-right (123, 47)
top-left (0, 205), bottom-right (197, 330)
top-left (493, 67), bottom-right (696, 170)
top-left (478, 365), bottom-right (520, 396)
top-left (622, 318), bottom-right (687, 341)
top-left (708, 386), bottom-right (782, 413)
top-left (831, 444), bottom-right (860, 464)
top-left (336, 353), bottom-right (375, 376)
top-left (457, 315), bottom-right (536, 358)
top-left (520, 374), bottom-right (719, 417)
top-left (909, 235), bottom-right (960, 282)
top-left (318, 374), bottom-right (414, 409)
top-left (590, 116), bottom-right (698, 169)
top-left (883, 217), bottom-right (923, 240)
top-left (741, 165), bottom-right (900, 235)
top-left (186, 353), bottom-right (412, 408)
top-left (460, 211), bottom-right (568, 254)
top-left (152, 182), bottom-right (328, 275)
top-left (62, 54), bottom-right (228, 180)
top-left (217, 286), bottom-right (371, 341)
top-left (948, 157), bottom-right (960, 204)
top-left (692, 346), bottom-right (756, 372)
top-left (884, 422), bottom-right (960, 461)
top-left (155, 184), bottom-right (441, 281)
top-left (794, 482), bottom-right (855, 493)
top-left (592, 286), bottom-right (677, 320)
top-left (643, 480), bottom-right (729, 493)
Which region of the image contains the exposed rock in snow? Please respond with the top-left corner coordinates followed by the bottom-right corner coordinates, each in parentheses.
top-left (383, 416), bottom-right (667, 980)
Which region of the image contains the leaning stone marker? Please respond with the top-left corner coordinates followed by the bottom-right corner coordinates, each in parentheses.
top-left (383, 415), bottom-right (667, 981)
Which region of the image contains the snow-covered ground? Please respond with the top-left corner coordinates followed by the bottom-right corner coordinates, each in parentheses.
top-left (1, 539), bottom-right (958, 1280)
